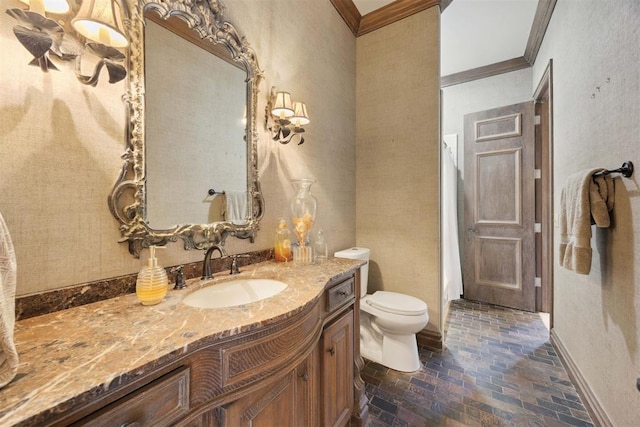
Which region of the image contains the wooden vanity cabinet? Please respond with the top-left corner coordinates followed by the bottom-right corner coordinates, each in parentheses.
top-left (49, 272), bottom-right (365, 427)
top-left (218, 276), bottom-right (356, 427)
top-left (321, 310), bottom-right (354, 427)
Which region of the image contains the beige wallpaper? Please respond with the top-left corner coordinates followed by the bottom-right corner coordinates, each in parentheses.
top-left (356, 8), bottom-right (441, 333)
top-left (532, 0), bottom-right (640, 424)
top-left (0, 0), bottom-right (356, 296)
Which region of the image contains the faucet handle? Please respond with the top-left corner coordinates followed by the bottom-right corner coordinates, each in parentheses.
top-left (172, 265), bottom-right (186, 289)
top-left (228, 254), bottom-right (250, 275)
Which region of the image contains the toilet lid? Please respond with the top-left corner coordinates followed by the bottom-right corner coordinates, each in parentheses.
top-left (366, 291), bottom-right (427, 316)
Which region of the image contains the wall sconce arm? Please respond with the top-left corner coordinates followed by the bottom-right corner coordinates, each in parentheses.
top-left (6, 1), bottom-right (128, 86)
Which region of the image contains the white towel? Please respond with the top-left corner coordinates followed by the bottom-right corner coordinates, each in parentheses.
top-left (225, 191), bottom-right (248, 225)
top-left (559, 168), bottom-right (614, 274)
top-left (0, 213), bottom-right (18, 388)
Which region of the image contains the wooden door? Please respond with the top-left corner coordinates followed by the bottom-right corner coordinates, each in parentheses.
top-left (463, 101), bottom-right (535, 311)
top-left (321, 310), bottom-right (354, 427)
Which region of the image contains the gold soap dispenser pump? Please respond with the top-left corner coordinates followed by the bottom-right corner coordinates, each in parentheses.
top-left (136, 245), bottom-right (169, 305)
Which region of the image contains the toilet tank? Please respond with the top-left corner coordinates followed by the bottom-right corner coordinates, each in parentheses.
top-left (334, 247), bottom-right (370, 296)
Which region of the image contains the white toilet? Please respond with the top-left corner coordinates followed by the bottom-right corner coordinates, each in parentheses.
top-left (334, 247), bottom-right (428, 372)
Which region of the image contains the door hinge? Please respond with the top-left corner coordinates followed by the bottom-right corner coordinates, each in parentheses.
top-left (534, 115), bottom-right (541, 125)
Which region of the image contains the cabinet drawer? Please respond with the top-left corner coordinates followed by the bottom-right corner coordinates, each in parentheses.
top-left (327, 278), bottom-right (355, 313)
top-left (78, 366), bottom-right (190, 427)
top-left (221, 306), bottom-right (321, 388)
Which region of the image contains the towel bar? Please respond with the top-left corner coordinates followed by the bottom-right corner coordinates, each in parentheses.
top-left (593, 161), bottom-right (634, 178)
top-left (208, 189), bottom-right (226, 196)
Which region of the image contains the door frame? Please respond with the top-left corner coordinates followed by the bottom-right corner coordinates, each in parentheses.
top-left (533, 60), bottom-right (554, 325)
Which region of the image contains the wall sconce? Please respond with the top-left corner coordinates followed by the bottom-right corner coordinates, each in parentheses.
top-left (266, 86), bottom-right (310, 145)
top-left (5, 0), bottom-right (128, 86)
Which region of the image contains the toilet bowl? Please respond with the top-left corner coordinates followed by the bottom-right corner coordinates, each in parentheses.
top-left (334, 247), bottom-right (429, 372)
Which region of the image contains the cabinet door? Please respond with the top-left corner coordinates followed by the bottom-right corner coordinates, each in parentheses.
top-left (220, 352), bottom-right (317, 426)
top-left (321, 310), bottom-right (354, 427)
top-left (75, 366), bottom-right (190, 427)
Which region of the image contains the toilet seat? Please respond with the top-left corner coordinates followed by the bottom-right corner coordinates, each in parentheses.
top-left (365, 291), bottom-right (427, 316)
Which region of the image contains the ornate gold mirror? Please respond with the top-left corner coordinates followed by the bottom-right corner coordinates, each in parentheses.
top-left (108, 0), bottom-right (263, 257)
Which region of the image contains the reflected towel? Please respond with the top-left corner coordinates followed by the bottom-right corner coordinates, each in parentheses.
top-left (559, 168), bottom-right (614, 274)
top-left (0, 213), bottom-right (18, 388)
top-left (225, 191), bottom-right (248, 225)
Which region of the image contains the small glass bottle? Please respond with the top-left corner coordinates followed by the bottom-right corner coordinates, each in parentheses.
top-left (313, 229), bottom-right (328, 263)
top-left (274, 218), bottom-right (292, 262)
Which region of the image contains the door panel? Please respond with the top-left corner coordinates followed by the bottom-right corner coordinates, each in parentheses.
top-left (463, 102), bottom-right (535, 311)
top-left (476, 148), bottom-right (521, 225)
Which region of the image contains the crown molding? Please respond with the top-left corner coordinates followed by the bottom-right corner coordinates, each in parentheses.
top-left (441, 56), bottom-right (530, 87)
top-left (441, 0), bottom-right (557, 87)
top-left (330, 0), bottom-right (361, 36)
top-left (330, 0), bottom-right (442, 37)
top-left (332, 0), bottom-right (557, 86)
top-left (524, 0), bottom-right (557, 65)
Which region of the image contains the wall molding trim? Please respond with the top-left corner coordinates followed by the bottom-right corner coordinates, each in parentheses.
top-left (550, 329), bottom-right (613, 427)
top-left (441, 0), bottom-right (557, 87)
top-left (331, 0), bottom-right (557, 84)
top-left (524, 0), bottom-right (557, 66)
top-left (330, 0), bottom-right (443, 37)
top-left (441, 56), bottom-right (530, 88)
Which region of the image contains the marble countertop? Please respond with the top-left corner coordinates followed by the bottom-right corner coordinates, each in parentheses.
top-left (0, 259), bottom-right (363, 426)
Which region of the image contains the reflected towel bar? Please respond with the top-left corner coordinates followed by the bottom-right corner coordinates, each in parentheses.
top-left (593, 161), bottom-right (634, 178)
top-left (208, 189), bottom-right (226, 196)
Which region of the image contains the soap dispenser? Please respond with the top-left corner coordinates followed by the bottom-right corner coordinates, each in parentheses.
top-left (274, 218), bottom-right (292, 262)
top-left (136, 246), bottom-right (169, 305)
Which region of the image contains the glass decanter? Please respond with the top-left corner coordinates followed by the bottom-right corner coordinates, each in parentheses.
top-left (289, 178), bottom-right (317, 263)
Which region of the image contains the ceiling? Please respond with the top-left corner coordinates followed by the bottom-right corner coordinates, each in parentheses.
top-left (347, 0), bottom-right (546, 83)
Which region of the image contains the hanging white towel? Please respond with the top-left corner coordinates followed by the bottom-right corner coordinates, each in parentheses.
top-left (0, 213), bottom-right (18, 388)
top-left (559, 168), bottom-right (614, 274)
top-left (225, 191), bottom-right (248, 225)
top-left (442, 143), bottom-right (463, 301)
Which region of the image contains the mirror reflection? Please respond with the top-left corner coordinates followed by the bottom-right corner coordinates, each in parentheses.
top-left (108, 0), bottom-right (264, 257)
top-left (144, 14), bottom-right (248, 228)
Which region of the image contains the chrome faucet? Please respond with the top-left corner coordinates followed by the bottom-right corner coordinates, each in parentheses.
top-left (201, 244), bottom-right (227, 280)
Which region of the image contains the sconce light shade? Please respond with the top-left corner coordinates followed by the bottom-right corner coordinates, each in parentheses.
top-left (271, 91), bottom-right (295, 118)
top-left (291, 102), bottom-right (310, 126)
top-left (72, 0), bottom-right (128, 48)
top-left (19, 0), bottom-right (70, 14)
top-left (266, 86), bottom-right (310, 145)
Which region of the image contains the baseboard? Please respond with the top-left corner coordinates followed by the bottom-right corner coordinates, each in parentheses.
top-left (550, 329), bottom-right (612, 427)
top-left (417, 329), bottom-right (443, 351)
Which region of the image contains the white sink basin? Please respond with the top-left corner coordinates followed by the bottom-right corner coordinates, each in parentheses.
top-left (182, 279), bottom-right (288, 309)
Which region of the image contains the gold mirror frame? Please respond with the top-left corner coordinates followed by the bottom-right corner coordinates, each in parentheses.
top-left (108, 0), bottom-right (264, 258)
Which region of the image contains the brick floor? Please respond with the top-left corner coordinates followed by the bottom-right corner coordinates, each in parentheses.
top-left (363, 299), bottom-right (594, 426)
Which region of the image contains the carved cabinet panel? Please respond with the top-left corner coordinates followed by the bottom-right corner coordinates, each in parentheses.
top-left (219, 349), bottom-right (318, 426)
top-left (321, 310), bottom-right (354, 427)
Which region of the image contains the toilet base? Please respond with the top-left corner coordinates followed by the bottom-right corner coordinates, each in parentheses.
top-left (361, 325), bottom-right (422, 372)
